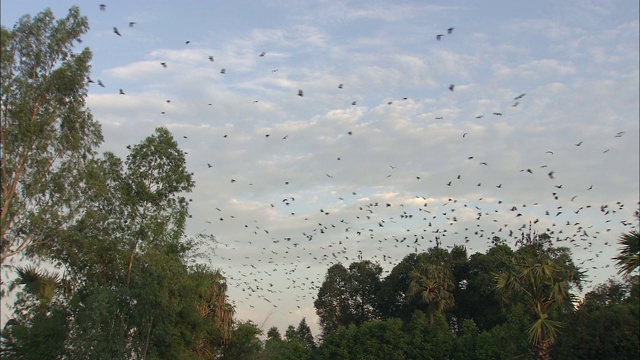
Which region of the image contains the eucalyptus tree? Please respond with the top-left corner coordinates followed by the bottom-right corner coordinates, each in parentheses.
top-left (57, 127), bottom-right (200, 358)
top-left (0, 7), bottom-right (103, 265)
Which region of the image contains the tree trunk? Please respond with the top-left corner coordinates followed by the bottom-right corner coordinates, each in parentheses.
top-left (535, 339), bottom-right (552, 360)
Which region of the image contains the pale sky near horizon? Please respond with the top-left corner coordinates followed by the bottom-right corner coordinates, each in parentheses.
top-left (2, 0), bottom-right (639, 337)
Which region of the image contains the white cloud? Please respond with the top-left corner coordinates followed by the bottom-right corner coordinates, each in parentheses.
top-left (4, 0), bottom-right (639, 336)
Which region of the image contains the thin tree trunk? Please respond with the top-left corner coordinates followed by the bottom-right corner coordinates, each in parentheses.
top-left (142, 316), bottom-right (153, 360)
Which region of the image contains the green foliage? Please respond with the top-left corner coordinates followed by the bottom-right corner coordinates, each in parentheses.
top-left (405, 312), bottom-right (455, 360)
top-left (1, 6), bottom-right (103, 264)
top-left (356, 318), bottom-right (408, 360)
top-left (496, 232), bottom-right (584, 360)
top-left (313, 314), bottom-right (457, 359)
top-left (613, 211), bottom-right (640, 275)
top-left (1, 264), bottom-right (70, 359)
top-left (295, 317), bottom-right (316, 350)
top-left (221, 320), bottom-right (263, 360)
top-left (407, 248), bottom-right (457, 325)
top-left (346, 261), bottom-right (383, 325)
top-left (452, 244), bottom-right (513, 332)
top-left (313, 319), bottom-right (407, 360)
top-left (55, 128), bottom-right (232, 359)
top-left (451, 319), bottom-right (480, 360)
top-left (8, 265), bottom-right (67, 307)
top-left (479, 304), bottom-right (532, 359)
top-left (314, 260), bottom-right (382, 336)
top-left (1, 125), bottom-right (232, 359)
top-left (553, 277), bottom-right (640, 360)
top-left (583, 277), bottom-right (631, 308)
top-left (378, 252), bottom-right (421, 320)
top-left (263, 339), bottom-right (309, 360)
top-left (285, 325), bottom-right (297, 342)
top-left (314, 263), bottom-right (350, 336)
top-left (266, 326), bottom-right (281, 342)
top-left (312, 324), bottom-right (356, 359)
top-left (264, 328), bottom-right (310, 360)
top-left (0, 305), bottom-right (69, 359)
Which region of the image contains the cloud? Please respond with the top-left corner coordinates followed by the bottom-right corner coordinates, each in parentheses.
top-left (7, 0), bottom-right (638, 337)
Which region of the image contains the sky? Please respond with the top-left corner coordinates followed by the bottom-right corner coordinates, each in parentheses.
top-left (2, 0), bottom-right (639, 337)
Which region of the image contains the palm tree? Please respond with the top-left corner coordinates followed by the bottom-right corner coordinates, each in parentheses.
top-left (496, 252), bottom-right (582, 360)
top-left (193, 268), bottom-right (235, 358)
top-left (207, 269), bottom-right (235, 344)
top-left (2, 266), bottom-right (70, 359)
top-left (613, 225), bottom-right (640, 275)
top-left (9, 265), bottom-right (69, 308)
top-left (408, 261), bottom-right (455, 325)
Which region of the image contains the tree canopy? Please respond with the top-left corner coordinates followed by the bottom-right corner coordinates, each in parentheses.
top-left (1, 6), bottom-right (102, 265)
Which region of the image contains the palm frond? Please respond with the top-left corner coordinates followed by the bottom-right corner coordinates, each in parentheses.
top-left (9, 265), bottom-right (63, 304)
top-left (614, 230), bottom-right (640, 275)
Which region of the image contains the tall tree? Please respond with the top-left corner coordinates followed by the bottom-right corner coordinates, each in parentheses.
top-left (314, 261), bottom-right (382, 337)
top-left (295, 317), bottom-right (316, 350)
top-left (453, 241), bottom-right (514, 332)
top-left (190, 265), bottom-right (235, 358)
top-left (495, 232), bottom-right (584, 360)
top-left (378, 253), bottom-right (421, 320)
top-left (23, 127), bottom-right (217, 359)
top-left (1, 7), bottom-right (103, 265)
top-left (407, 248), bottom-right (456, 325)
top-left (315, 263), bottom-right (351, 336)
top-left (346, 260), bottom-right (383, 325)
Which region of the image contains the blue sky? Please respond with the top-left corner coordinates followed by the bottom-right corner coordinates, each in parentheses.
top-left (2, 0), bottom-right (639, 336)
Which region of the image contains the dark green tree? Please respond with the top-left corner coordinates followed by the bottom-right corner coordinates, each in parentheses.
top-left (315, 263), bottom-right (351, 336)
top-left (313, 319), bottom-right (408, 360)
top-left (407, 248), bottom-right (456, 325)
top-left (189, 265), bottom-right (236, 358)
top-left (377, 252), bottom-right (421, 320)
top-left (266, 326), bottom-right (281, 341)
top-left (583, 277), bottom-right (631, 307)
top-left (347, 261), bottom-right (383, 325)
top-left (479, 304), bottom-right (533, 359)
top-left (60, 128), bottom-right (205, 359)
top-left (285, 325), bottom-right (297, 342)
top-left (453, 241), bottom-right (513, 332)
top-left (496, 231), bottom-right (584, 360)
top-left (221, 320), bottom-right (263, 360)
top-left (314, 260), bottom-right (382, 336)
top-left (553, 276), bottom-right (640, 359)
top-left (263, 325), bottom-right (310, 360)
top-left (404, 312), bottom-right (455, 360)
top-left (295, 317), bottom-right (316, 350)
top-left (1, 6), bottom-right (103, 265)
